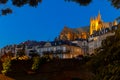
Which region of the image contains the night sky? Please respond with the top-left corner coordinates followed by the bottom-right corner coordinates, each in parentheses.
top-left (0, 0), bottom-right (120, 48)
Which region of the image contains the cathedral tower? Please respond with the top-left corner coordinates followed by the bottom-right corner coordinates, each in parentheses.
top-left (90, 11), bottom-right (118, 35)
top-left (90, 11), bottom-right (102, 35)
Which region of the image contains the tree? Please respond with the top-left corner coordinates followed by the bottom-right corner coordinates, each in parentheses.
top-left (31, 56), bottom-right (40, 71)
top-left (65, 0), bottom-right (92, 6)
top-left (108, 0), bottom-right (120, 9)
top-left (0, 0), bottom-right (42, 15)
top-left (87, 24), bottom-right (120, 80)
top-left (0, 0), bottom-right (120, 15)
top-left (1, 57), bottom-right (11, 75)
top-left (65, 0), bottom-right (120, 9)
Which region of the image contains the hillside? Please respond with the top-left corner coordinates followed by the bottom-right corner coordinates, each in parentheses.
top-left (0, 59), bottom-right (94, 80)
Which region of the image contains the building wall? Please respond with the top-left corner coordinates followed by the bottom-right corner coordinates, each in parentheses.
top-left (88, 32), bottom-right (115, 55)
top-left (36, 44), bottom-right (82, 58)
top-left (72, 40), bottom-right (88, 56)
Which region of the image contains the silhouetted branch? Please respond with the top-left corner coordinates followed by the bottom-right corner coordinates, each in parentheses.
top-left (1, 8), bottom-right (12, 15)
top-left (65, 0), bottom-right (92, 6)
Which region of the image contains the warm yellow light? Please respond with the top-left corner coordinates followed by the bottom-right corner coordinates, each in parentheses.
top-left (94, 37), bottom-right (97, 40)
top-left (96, 22), bottom-right (98, 27)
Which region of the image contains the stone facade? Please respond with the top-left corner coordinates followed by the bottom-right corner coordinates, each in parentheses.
top-left (59, 26), bottom-right (89, 41)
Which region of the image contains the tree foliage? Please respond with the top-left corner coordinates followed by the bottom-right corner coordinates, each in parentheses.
top-left (87, 24), bottom-right (120, 80)
top-left (12, 0), bottom-right (42, 7)
top-left (31, 56), bottom-right (52, 71)
top-left (108, 0), bottom-right (120, 9)
top-left (1, 57), bottom-right (11, 75)
top-left (65, 0), bottom-right (92, 6)
top-left (0, 0), bottom-right (120, 15)
top-left (0, 0), bottom-right (42, 15)
top-left (65, 0), bottom-right (120, 9)
top-left (31, 56), bottom-right (40, 71)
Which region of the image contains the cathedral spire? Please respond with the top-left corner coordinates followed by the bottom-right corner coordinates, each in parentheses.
top-left (97, 10), bottom-right (101, 21)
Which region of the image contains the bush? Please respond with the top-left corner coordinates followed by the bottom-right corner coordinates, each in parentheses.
top-left (31, 56), bottom-right (40, 71)
top-left (31, 56), bottom-right (52, 71)
top-left (40, 56), bottom-right (51, 63)
top-left (1, 58), bottom-right (11, 75)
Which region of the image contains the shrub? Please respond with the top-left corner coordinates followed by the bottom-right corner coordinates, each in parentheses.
top-left (31, 56), bottom-right (40, 71)
top-left (31, 56), bottom-right (52, 71)
top-left (1, 58), bottom-right (11, 75)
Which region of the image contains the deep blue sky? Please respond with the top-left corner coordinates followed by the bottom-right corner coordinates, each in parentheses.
top-left (0, 0), bottom-right (120, 48)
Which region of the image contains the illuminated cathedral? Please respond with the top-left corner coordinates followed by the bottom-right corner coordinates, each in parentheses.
top-left (60, 11), bottom-right (118, 41)
top-left (59, 26), bottom-right (88, 40)
top-left (90, 11), bottom-right (117, 35)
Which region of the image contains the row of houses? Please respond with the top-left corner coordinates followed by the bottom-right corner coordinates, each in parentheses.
top-left (0, 25), bottom-right (118, 59)
top-left (0, 40), bottom-right (83, 59)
